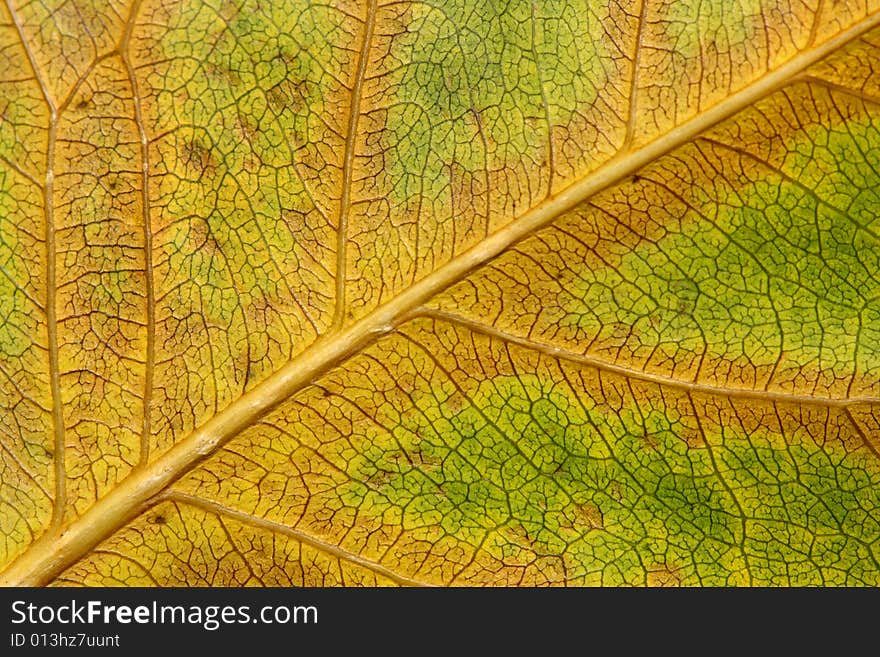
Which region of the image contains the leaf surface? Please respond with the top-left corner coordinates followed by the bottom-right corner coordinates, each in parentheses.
top-left (1, 0), bottom-right (879, 586)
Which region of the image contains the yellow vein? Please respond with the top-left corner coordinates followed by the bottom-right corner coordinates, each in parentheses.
top-left (3, 8), bottom-right (880, 586)
top-left (622, 0), bottom-right (648, 150)
top-left (332, 0), bottom-right (378, 329)
top-left (413, 309), bottom-right (880, 408)
top-left (166, 493), bottom-right (431, 587)
top-left (809, 0), bottom-right (826, 46)
top-left (0, 154), bottom-right (41, 188)
top-left (530, 0), bottom-right (556, 191)
top-left (4, 0), bottom-right (66, 528)
top-left (797, 74), bottom-right (880, 108)
top-left (120, 0), bottom-right (155, 467)
top-left (846, 408), bottom-right (880, 461)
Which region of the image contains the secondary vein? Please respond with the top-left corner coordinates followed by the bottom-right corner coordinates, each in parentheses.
top-left (332, 0), bottom-right (378, 329)
top-left (166, 492), bottom-right (432, 587)
top-left (4, 0), bottom-right (67, 529)
top-left (120, 0), bottom-right (155, 467)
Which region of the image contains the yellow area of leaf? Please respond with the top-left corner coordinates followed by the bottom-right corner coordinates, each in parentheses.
top-left (0, 0), bottom-right (879, 586)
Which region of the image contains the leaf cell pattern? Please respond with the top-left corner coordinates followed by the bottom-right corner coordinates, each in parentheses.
top-left (1, 0), bottom-right (879, 586)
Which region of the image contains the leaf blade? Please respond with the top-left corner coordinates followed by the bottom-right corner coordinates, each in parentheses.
top-left (2, 0), bottom-right (880, 586)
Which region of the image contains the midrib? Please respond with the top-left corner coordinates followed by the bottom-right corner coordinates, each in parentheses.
top-left (2, 8), bottom-right (880, 586)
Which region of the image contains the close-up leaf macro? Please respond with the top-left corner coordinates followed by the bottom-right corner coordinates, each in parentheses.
top-left (1, 0), bottom-right (879, 588)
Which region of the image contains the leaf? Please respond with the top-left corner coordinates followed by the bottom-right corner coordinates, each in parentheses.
top-left (1, 0), bottom-right (879, 586)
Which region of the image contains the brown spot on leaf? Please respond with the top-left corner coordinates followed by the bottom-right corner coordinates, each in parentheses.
top-left (641, 431), bottom-right (660, 452)
top-left (647, 565), bottom-right (682, 587)
top-left (266, 78), bottom-right (310, 115)
top-left (181, 137), bottom-right (215, 175)
top-left (574, 502), bottom-right (604, 530)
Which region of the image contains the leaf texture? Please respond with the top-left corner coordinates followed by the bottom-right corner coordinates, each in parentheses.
top-left (1, 0), bottom-right (879, 586)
